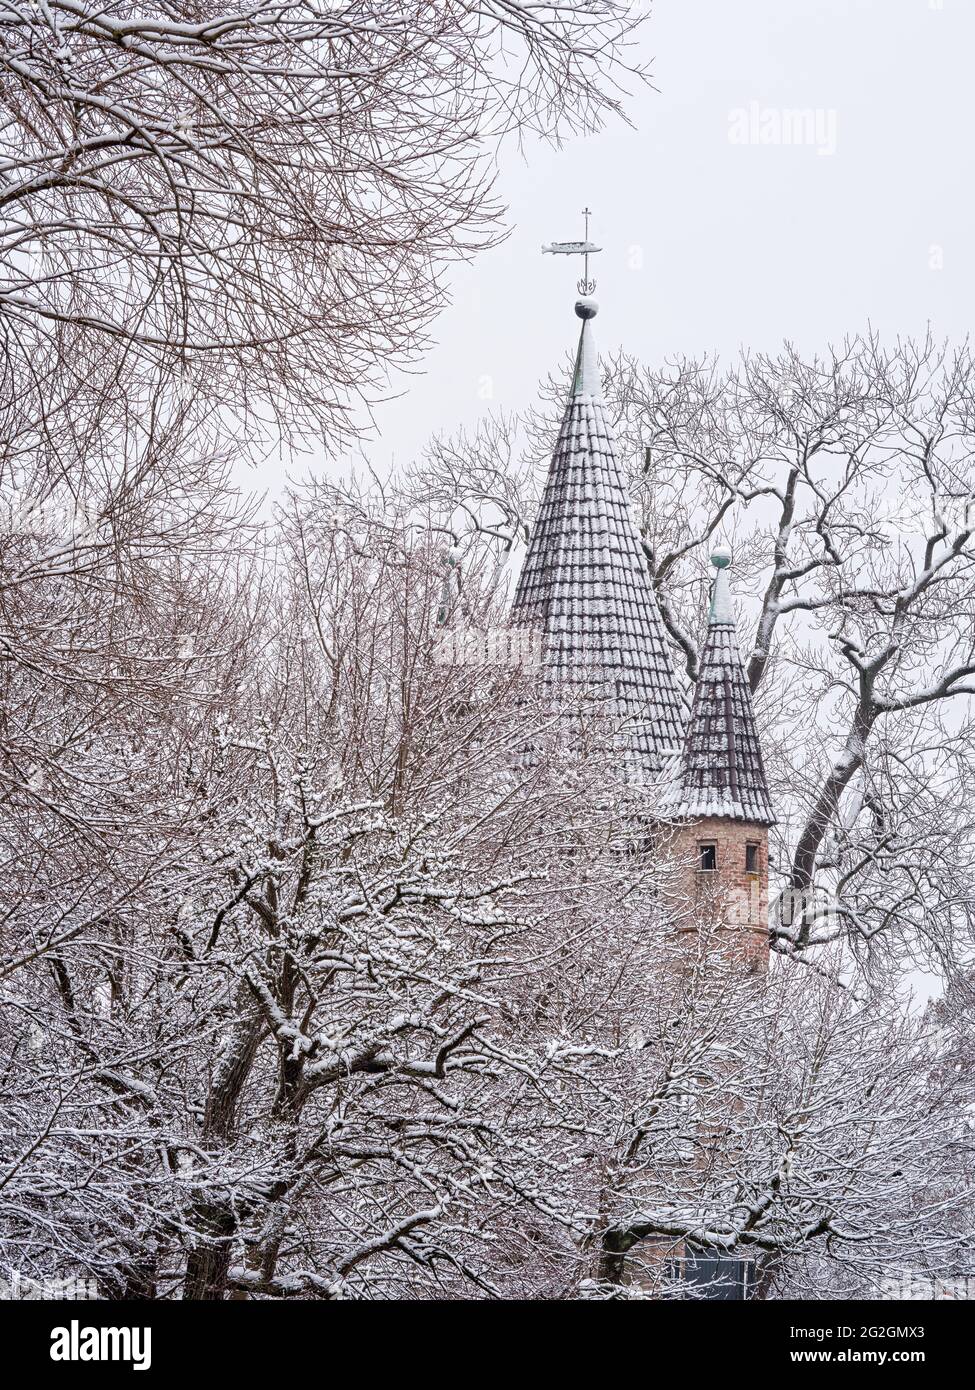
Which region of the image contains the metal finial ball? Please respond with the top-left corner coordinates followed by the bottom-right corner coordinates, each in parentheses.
top-left (711, 545), bottom-right (732, 569)
top-left (575, 298), bottom-right (599, 320)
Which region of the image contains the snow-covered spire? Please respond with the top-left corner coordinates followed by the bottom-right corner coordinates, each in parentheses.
top-left (660, 548), bottom-right (776, 824)
top-left (511, 298), bottom-right (685, 781)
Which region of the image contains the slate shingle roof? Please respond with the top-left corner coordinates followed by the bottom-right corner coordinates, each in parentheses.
top-left (659, 551), bottom-right (776, 825)
top-left (511, 300), bottom-right (685, 781)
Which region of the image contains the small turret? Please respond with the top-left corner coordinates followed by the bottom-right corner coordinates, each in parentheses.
top-left (660, 549), bottom-right (776, 963)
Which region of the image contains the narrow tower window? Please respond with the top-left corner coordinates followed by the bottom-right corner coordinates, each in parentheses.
top-left (745, 843), bottom-right (759, 875)
top-left (698, 842), bottom-right (717, 872)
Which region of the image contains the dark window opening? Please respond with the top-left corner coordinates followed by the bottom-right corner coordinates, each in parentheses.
top-left (666, 1247), bottom-right (755, 1301)
top-left (698, 842), bottom-right (717, 872)
top-left (745, 842), bottom-right (759, 874)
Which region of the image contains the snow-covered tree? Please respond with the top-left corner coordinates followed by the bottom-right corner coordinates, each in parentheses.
top-left (4, 488), bottom-right (969, 1299)
top-left (2, 4), bottom-right (971, 1305)
top-left (0, 0), bottom-right (648, 441)
top-left (0, 492), bottom-right (646, 1297)
top-left (587, 947), bottom-right (971, 1299)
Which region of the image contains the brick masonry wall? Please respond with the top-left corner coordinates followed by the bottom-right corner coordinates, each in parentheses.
top-left (667, 816), bottom-right (770, 969)
top-left (620, 817), bottom-right (770, 1292)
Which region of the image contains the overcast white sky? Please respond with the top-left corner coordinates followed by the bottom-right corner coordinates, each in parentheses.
top-left (313, 0), bottom-right (971, 480)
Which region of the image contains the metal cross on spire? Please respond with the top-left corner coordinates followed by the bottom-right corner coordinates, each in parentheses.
top-left (542, 206), bottom-right (602, 296)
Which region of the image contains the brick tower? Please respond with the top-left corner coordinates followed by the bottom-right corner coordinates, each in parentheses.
top-left (659, 548), bottom-right (776, 965)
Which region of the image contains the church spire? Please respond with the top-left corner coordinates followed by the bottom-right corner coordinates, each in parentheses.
top-left (511, 290), bottom-right (685, 781)
top-left (660, 548), bottom-right (775, 824)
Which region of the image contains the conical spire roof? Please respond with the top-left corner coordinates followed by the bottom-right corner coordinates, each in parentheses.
top-left (511, 299), bottom-right (685, 780)
top-left (660, 548), bottom-right (776, 825)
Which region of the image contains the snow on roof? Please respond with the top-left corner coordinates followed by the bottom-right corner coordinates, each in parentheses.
top-left (659, 550), bottom-right (776, 826)
top-left (511, 302), bottom-right (685, 781)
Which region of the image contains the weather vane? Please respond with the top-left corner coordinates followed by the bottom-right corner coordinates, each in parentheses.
top-left (542, 206), bottom-right (602, 296)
